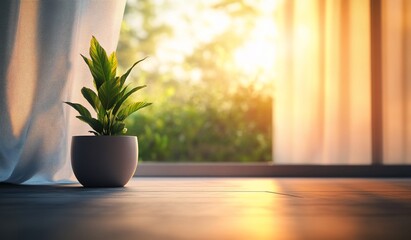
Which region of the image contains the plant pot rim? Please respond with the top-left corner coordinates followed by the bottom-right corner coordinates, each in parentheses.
top-left (72, 135), bottom-right (137, 139)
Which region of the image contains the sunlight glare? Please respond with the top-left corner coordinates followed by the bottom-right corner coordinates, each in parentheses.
top-left (233, 17), bottom-right (278, 84)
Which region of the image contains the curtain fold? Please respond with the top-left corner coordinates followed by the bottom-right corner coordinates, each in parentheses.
top-left (382, 0), bottom-right (411, 164)
top-left (0, 0), bottom-right (126, 184)
top-left (273, 0), bottom-right (411, 164)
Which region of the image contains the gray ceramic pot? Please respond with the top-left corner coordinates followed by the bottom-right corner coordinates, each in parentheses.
top-left (71, 136), bottom-right (138, 187)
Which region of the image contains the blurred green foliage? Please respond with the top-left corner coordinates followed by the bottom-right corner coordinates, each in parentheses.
top-left (118, 0), bottom-right (273, 162)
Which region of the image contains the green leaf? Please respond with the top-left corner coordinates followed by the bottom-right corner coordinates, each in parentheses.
top-left (117, 102), bottom-right (152, 121)
top-left (89, 130), bottom-right (100, 136)
top-left (76, 116), bottom-right (103, 134)
top-left (89, 36), bottom-right (112, 88)
top-left (108, 52), bottom-right (117, 80)
top-left (111, 121), bottom-right (126, 135)
top-left (113, 76), bottom-right (122, 89)
top-left (64, 102), bottom-right (91, 118)
top-left (97, 107), bottom-right (106, 122)
top-left (97, 80), bottom-right (121, 110)
top-left (112, 85), bottom-right (147, 115)
top-left (81, 54), bottom-right (93, 68)
top-left (81, 87), bottom-right (101, 111)
top-left (119, 57), bottom-right (147, 87)
top-left (81, 54), bottom-right (103, 89)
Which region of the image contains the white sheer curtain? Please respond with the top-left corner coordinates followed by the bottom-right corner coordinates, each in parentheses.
top-left (274, 0), bottom-right (411, 164)
top-left (0, 0), bottom-right (126, 184)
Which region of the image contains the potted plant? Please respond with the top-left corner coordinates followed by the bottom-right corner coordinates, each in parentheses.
top-left (65, 36), bottom-right (151, 187)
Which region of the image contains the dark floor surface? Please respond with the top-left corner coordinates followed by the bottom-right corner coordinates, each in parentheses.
top-left (1, 178), bottom-right (411, 240)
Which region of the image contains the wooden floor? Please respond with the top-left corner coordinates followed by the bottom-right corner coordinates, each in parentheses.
top-left (1, 178), bottom-right (411, 240)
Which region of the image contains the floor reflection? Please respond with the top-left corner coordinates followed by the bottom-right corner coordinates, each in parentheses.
top-left (1, 178), bottom-right (411, 239)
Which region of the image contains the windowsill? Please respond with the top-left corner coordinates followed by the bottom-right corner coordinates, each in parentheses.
top-left (136, 163), bottom-right (411, 177)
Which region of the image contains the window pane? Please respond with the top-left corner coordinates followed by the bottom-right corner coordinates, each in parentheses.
top-left (118, 0), bottom-right (275, 162)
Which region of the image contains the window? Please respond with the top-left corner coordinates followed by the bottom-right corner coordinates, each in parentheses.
top-left (119, 0), bottom-right (274, 163)
top-left (119, 0), bottom-right (411, 175)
